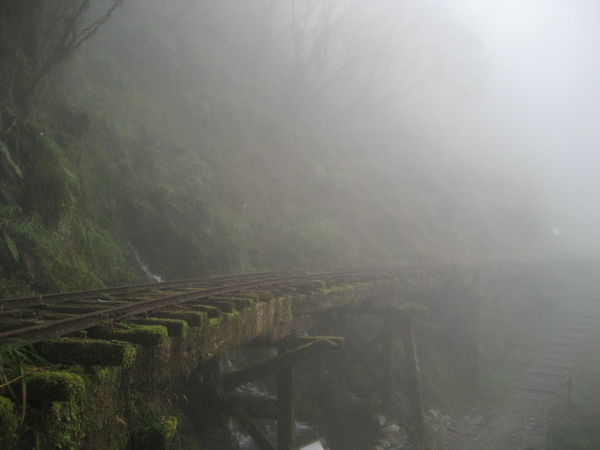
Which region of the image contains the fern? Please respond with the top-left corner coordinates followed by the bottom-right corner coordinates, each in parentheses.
top-left (3, 233), bottom-right (19, 262)
top-left (0, 141), bottom-right (23, 178)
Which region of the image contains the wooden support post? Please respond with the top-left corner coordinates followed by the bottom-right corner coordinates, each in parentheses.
top-left (313, 313), bottom-right (331, 376)
top-left (237, 417), bottom-right (276, 450)
top-left (334, 311), bottom-right (348, 337)
top-left (277, 353), bottom-right (295, 450)
top-left (333, 311), bottom-right (349, 372)
top-left (401, 316), bottom-right (426, 437)
top-left (382, 314), bottom-right (394, 405)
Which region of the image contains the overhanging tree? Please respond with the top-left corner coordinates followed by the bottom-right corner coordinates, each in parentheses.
top-left (0, 0), bottom-right (123, 121)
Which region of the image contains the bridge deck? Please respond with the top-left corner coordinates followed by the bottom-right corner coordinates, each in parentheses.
top-left (0, 265), bottom-right (498, 350)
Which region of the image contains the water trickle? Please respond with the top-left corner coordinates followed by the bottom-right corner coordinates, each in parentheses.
top-left (130, 244), bottom-right (162, 282)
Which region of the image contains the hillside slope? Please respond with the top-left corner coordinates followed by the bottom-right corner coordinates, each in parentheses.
top-left (0, 0), bottom-right (548, 296)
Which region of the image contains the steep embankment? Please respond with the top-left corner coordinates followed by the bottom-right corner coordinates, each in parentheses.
top-left (0, 1), bottom-right (549, 297)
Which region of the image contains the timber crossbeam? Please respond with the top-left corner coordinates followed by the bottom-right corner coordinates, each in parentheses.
top-left (220, 337), bottom-right (343, 391)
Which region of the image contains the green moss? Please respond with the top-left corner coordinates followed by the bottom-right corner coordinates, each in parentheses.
top-left (159, 415), bottom-right (178, 442)
top-left (151, 311), bottom-right (208, 327)
top-left (228, 296), bottom-right (256, 309)
top-left (27, 371), bottom-right (85, 404)
top-left (91, 324), bottom-right (169, 346)
top-left (130, 406), bottom-right (179, 450)
top-left (324, 285), bottom-right (359, 296)
top-left (187, 304), bottom-right (222, 318)
top-left (247, 290), bottom-right (275, 301)
top-left (0, 396), bottom-right (19, 447)
top-left (129, 318), bottom-right (189, 338)
top-left (41, 400), bottom-right (85, 449)
top-left (38, 338), bottom-right (137, 367)
top-left (310, 280), bottom-right (327, 290)
top-left (24, 371), bottom-right (87, 448)
top-left (113, 325), bottom-right (168, 346)
top-left (237, 292), bottom-right (261, 302)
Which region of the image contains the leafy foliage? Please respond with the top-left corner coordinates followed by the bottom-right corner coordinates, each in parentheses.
top-left (0, 0), bottom-right (123, 111)
top-left (0, 0), bottom-right (549, 296)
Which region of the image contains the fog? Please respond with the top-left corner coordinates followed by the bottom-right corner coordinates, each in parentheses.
top-left (35, 0), bottom-right (600, 270)
top-left (179, 0), bottom-right (600, 259)
top-left (431, 0), bottom-right (600, 254)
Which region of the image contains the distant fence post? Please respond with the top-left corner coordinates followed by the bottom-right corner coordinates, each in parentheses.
top-left (401, 313), bottom-right (426, 437)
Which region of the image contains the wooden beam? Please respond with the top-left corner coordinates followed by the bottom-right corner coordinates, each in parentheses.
top-left (248, 334), bottom-right (343, 350)
top-left (235, 417), bottom-right (276, 450)
top-left (221, 338), bottom-right (343, 391)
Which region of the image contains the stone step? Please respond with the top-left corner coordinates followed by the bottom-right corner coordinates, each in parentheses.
top-left (519, 385), bottom-right (556, 393)
top-left (526, 370), bottom-right (564, 379)
top-left (537, 363), bottom-right (570, 370)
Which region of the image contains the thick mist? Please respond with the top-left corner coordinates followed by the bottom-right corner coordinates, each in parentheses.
top-left (433, 0), bottom-right (600, 254)
top-left (5, 0), bottom-right (596, 294)
top-left (138, 0), bottom-right (598, 263)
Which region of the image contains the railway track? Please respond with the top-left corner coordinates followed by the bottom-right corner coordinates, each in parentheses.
top-left (0, 262), bottom-right (515, 349)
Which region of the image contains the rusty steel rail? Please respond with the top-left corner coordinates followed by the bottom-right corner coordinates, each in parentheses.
top-left (0, 268), bottom-right (395, 349)
top-left (0, 270), bottom-right (312, 310)
top-left (0, 263), bottom-right (518, 349)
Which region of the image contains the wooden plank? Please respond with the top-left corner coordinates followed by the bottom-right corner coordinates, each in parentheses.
top-left (221, 338), bottom-right (342, 391)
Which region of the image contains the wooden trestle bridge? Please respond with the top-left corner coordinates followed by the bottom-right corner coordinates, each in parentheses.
top-left (0, 263), bottom-right (518, 449)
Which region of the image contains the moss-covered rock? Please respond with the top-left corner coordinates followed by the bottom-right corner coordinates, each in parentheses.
top-left (187, 304), bottom-right (223, 318)
top-left (38, 338), bottom-right (137, 367)
top-left (159, 415), bottom-right (178, 444)
top-left (150, 310), bottom-right (208, 327)
top-left (129, 318), bottom-right (189, 338)
top-left (27, 370), bottom-right (85, 404)
top-left (90, 324), bottom-right (168, 346)
top-left (130, 409), bottom-right (179, 450)
top-left (0, 396), bottom-right (19, 447)
top-left (23, 371), bottom-right (87, 448)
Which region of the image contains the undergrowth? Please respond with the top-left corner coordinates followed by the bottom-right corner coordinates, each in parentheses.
top-left (0, 0), bottom-right (550, 297)
top-left (547, 326), bottom-right (600, 449)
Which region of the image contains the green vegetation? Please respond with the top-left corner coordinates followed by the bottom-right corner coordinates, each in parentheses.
top-left (24, 371), bottom-right (86, 449)
top-left (547, 327), bottom-right (600, 449)
top-left (0, 396), bottom-right (19, 446)
top-left (0, 2), bottom-right (575, 447)
top-left (38, 338), bottom-right (137, 367)
top-left (0, 0), bottom-right (549, 298)
top-left (89, 324), bottom-right (169, 346)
